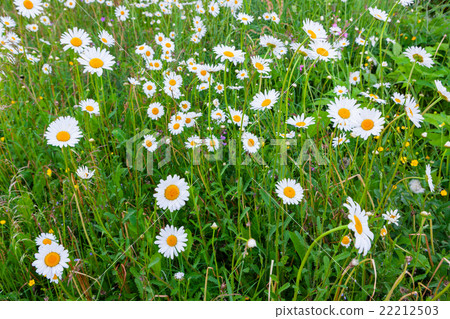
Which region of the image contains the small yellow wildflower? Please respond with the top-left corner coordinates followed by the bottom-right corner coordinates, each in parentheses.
top-left (46, 169), bottom-right (52, 177)
top-left (0, 220), bottom-right (5, 225)
top-left (441, 190), bottom-right (448, 196)
top-left (28, 280), bottom-right (35, 287)
top-left (411, 160), bottom-right (418, 167)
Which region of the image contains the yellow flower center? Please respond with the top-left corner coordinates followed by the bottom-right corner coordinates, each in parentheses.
top-left (86, 105), bottom-right (94, 112)
top-left (44, 252), bottom-right (61, 267)
top-left (173, 123), bottom-right (180, 130)
top-left (395, 98), bottom-right (401, 103)
top-left (23, 0), bottom-right (34, 9)
top-left (152, 108), bottom-right (159, 115)
top-left (166, 235), bottom-right (178, 247)
top-left (42, 238), bottom-right (52, 245)
top-left (233, 115), bottom-right (241, 122)
top-left (341, 236), bottom-right (350, 245)
top-left (283, 186), bottom-right (296, 198)
top-left (120, 11), bottom-right (125, 15)
top-left (248, 139), bottom-right (255, 147)
top-left (102, 38), bottom-right (107, 43)
top-left (145, 51), bottom-right (151, 56)
top-left (223, 51), bottom-right (234, 57)
top-left (261, 99), bottom-right (271, 107)
top-left (307, 30), bottom-right (317, 39)
top-left (369, 94), bottom-right (379, 99)
top-left (89, 58), bottom-right (104, 69)
top-left (353, 76), bottom-right (358, 81)
top-left (164, 185), bottom-right (180, 201)
top-left (70, 37), bottom-right (82, 47)
top-left (354, 216), bottom-right (363, 235)
top-left (361, 119), bottom-right (374, 131)
top-left (56, 131), bottom-right (71, 142)
top-left (147, 85), bottom-right (153, 91)
top-left (412, 54), bottom-right (424, 63)
top-left (146, 140), bottom-right (152, 147)
top-left (165, 43), bottom-right (172, 48)
top-left (200, 70), bottom-right (207, 76)
top-left (317, 48), bottom-right (329, 56)
top-left (169, 79), bottom-right (176, 86)
top-left (296, 121), bottom-right (306, 127)
top-left (338, 108), bottom-right (351, 119)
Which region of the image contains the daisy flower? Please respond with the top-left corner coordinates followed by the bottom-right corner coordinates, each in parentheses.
top-left (44, 116), bottom-right (83, 148)
top-left (275, 178), bottom-right (304, 205)
top-left (26, 24), bottom-right (39, 32)
top-left (259, 35), bottom-right (286, 56)
top-left (380, 226), bottom-right (388, 237)
top-left (76, 99), bottom-right (100, 116)
top-left (42, 64), bottom-right (52, 74)
top-left (154, 225), bottom-right (188, 259)
top-left (327, 97), bottom-right (360, 131)
top-left (14, 0), bottom-right (43, 18)
top-left (142, 80), bottom-right (157, 97)
top-left (179, 101), bottom-right (191, 112)
top-left (185, 135), bottom-right (202, 149)
top-left (250, 89), bottom-right (279, 111)
top-left (115, 5), bottom-right (129, 21)
top-left (360, 92), bottom-right (387, 104)
top-left (204, 135), bottom-right (220, 152)
top-left (404, 96), bottom-right (423, 128)
top-left (77, 47), bottom-right (116, 76)
top-left (164, 72), bottom-right (183, 90)
top-left (349, 71), bottom-right (360, 85)
top-left (228, 109), bottom-right (249, 128)
top-left (250, 56), bottom-right (272, 74)
top-left (340, 235), bottom-right (351, 248)
top-left (404, 46), bottom-right (434, 68)
top-left (309, 40), bottom-right (338, 61)
top-left (302, 19), bottom-right (327, 40)
top-left (382, 209), bottom-right (401, 226)
top-left (168, 119), bottom-right (185, 135)
top-left (237, 13), bottom-right (254, 25)
top-left (435, 80), bottom-right (450, 102)
top-left (60, 27), bottom-right (92, 53)
top-left (425, 164), bottom-right (434, 192)
top-left (334, 85), bottom-right (348, 96)
top-left (1, 16), bottom-right (16, 28)
top-left (287, 114), bottom-right (315, 129)
top-left (236, 69), bottom-right (249, 80)
top-left (35, 233), bottom-right (58, 247)
top-left (76, 166), bottom-right (95, 180)
top-left (208, 2), bottom-right (220, 16)
top-left (391, 92), bottom-right (405, 105)
top-left (32, 242), bottom-right (70, 280)
top-left (351, 108), bottom-right (384, 140)
top-left (241, 132), bottom-right (260, 154)
top-left (154, 175), bottom-right (190, 212)
top-left (369, 7), bottom-right (388, 21)
top-left (332, 134), bottom-right (349, 147)
top-left (213, 44), bottom-right (246, 65)
top-left (344, 197), bottom-right (374, 256)
top-left (212, 108), bottom-right (226, 123)
top-left (142, 135), bottom-right (158, 152)
top-left (98, 30), bottom-right (115, 47)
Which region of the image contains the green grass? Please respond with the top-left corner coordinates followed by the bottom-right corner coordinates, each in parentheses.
top-left (0, 0), bottom-right (449, 301)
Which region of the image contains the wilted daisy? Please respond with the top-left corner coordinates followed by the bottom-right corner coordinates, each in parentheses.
top-left (147, 102), bottom-right (165, 120)
top-left (250, 89), bottom-right (279, 111)
top-left (142, 135), bottom-right (158, 152)
top-left (369, 7), bottom-right (388, 21)
top-left (351, 108), bottom-right (384, 140)
top-left (76, 166), bottom-right (95, 180)
top-left (344, 197), bottom-right (373, 256)
top-left (287, 114), bottom-right (315, 129)
top-left (32, 242), bottom-right (70, 280)
top-left (60, 27), bottom-right (92, 53)
top-left (213, 45), bottom-right (245, 65)
top-left (425, 164), bottom-right (435, 192)
top-left (404, 46), bottom-right (434, 68)
top-left (76, 99), bottom-right (100, 116)
top-left (35, 233), bottom-right (58, 247)
top-left (327, 97), bottom-right (359, 131)
top-left (434, 80), bottom-right (450, 102)
top-left (154, 225), bottom-right (188, 259)
top-left (77, 47), bottom-right (116, 76)
top-left (154, 175), bottom-right (190, 212)
top-left (45, 116), bottom-right (83, 148)
top-left (382, 209), bottom-right (400, 226)
top-left (340, 235), bottom-right (351, 248)
top-left (14, 0), bottom-right (43, 19)
top-left (241, 132), bottom-right (260, 154)
top-left (275, 178), bottom-right (304, 205)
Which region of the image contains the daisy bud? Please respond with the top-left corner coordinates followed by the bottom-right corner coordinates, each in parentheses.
top-left (382, 61), bottom-right (388, 67)
top-left (445, 141), bottom-right (450, 148)
top-left (247, 238), bottom-right (257, 248)
top-left (420, 211), bottom-right (431, 217)
top-left (211, 222), bottom-right (218, 230)
top-left (89, 138), bottom-right (95, 142)
top-left (350, 259), bottom-right (359, 267)
top-left (327, 75), bottom-right (332, 79)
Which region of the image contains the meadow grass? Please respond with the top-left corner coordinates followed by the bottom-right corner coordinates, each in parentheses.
top-left (0, 0), bottom-right (449, 301)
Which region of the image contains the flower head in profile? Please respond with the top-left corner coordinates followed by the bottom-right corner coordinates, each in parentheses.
top-left (425, 164), bottom-right (434, 192)
top-left (154, 225), bottom-right (188, 259)
top-left (344, 197), bottom-right (374, 256)
top-left (154, 175), bottom-right (190, 212)
top-left (213, 45), bottom-right (245, 65)
top-left (76, 166), bottom-right (95, 180)
top-left (434, 80), bottom-right (450, 102)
